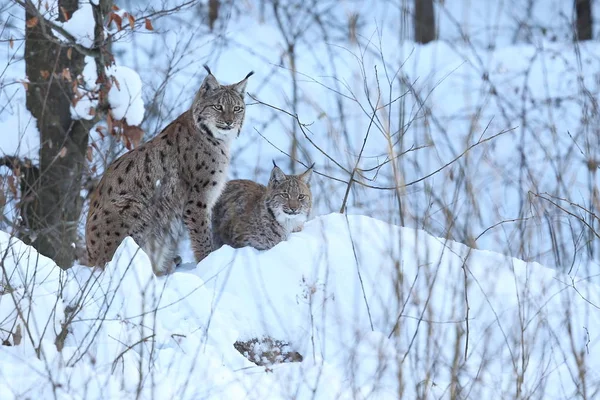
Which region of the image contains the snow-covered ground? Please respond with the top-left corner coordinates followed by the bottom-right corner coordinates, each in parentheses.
top-left (1, 1), bottom-right (600, 398)
top-left (1, 213), bottom-right (599, 399)
top-left (2, 0), bottom-right (600, 273)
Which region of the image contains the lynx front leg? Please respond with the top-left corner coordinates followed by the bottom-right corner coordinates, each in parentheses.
top-left (184, 200), bottom-right (213, 263)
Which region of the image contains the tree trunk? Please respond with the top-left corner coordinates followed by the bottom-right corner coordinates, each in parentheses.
top-left (575, 0), bottom-right (592, 41)
top-left (414, 0), bottom-right (436, 44)
top-left (24, 0), bottom-right (89, 269)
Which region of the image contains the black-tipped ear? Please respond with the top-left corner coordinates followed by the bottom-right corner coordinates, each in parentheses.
top-left (299, 163), bottom-right (314, 184)
top-left (198, 72), bottom-right (220, 98)
top-left (269, 164), bottom-right (286, 185)
top-left (203, 65), bottom-right (212, 75)
top-left (272, 159), bottom-right (278, 168)
top-left (232, 71), bottom-right (254, 97)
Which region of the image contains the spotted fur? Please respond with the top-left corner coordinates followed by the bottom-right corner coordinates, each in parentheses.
top-left (86, 67), bottom-right (253, 275)
top-left (211, 163), bottom-right (313, 250)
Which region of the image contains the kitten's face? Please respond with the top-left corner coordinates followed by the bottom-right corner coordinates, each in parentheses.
top-left (192, 72), bottom-right (250, 140)
top-left (265, 165), bottom-right (313, 224)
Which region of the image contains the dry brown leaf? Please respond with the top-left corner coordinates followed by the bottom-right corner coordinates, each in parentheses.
top-left (123, 124), bottom-right (144, 148)
top-left (95, 126), bottom-right (105, 140)
top-left (0, 182), bottom-right (6, 209)
top-left (40, 70), bottom-right (50, 79)
top-left (12, 325), bottom-right (22, 346)
top-left (144, 18), bottom-right (154, 31)
top-left (88, 107), bottom-right (96, 116)
top-left (111, 75), bottom-right (121, 91)
top-left (21, 80), bottom-right (28, 91)
top-left (7, 176), bottom-right (17, 196)
top-left (112, 4), bottom-right (120, 11)
top-left (62, 68), bottom-right (72, 82)
top-left (123, 135), bottom-right (132, 151)
top-left (106, 113), bottom-right (113, 135)
top-left (67, 47), bottom-right (72, 60)
top-left (86, 146), bottom-right (93, 162)
top-left (26, 17), bottom-right (39, 28)
top-left (112, 13), bottom-right (123, 31)
top-left (9, 37), bottom-right (14, 49)
top-left (58, 147), bottom-right (68, 158)
top-left (127, 13), bottom-right (135, 29)
top-left (60, 6), bottom-right (70, 21)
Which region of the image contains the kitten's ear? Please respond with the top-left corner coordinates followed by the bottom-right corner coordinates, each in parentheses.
top-left (198, 65), bottom-right (220, 97)
top-left (299, 163), bottom-right (314, 184)
top-left (232, 71), bottom-right (254, 98)
top-left (269, 163), bottom-right (286, 185)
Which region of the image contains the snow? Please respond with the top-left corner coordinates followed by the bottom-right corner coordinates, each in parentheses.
top-left (0, 106), bottom-right (39, 160)
top-left (106, 65), bottom-right (145, 126)
top-left (1, 214), bottom-right (599, 399)
top-left (58, 2), bottom-right (96, 48)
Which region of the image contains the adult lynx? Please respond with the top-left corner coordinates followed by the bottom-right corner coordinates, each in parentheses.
top-left (211, 163), bottom-right (313, 250)
top-left (86, 66), bottom-right (253, 275)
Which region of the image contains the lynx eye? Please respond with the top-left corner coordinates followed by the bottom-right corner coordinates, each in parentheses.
top-left (233, 106), bottom-right (243, 113)
top-left (279, 193), bottom-right (289, 199)
top-left (213, 105), bottom-right (223, 111)
top-left (298, 194), bottom-right (306, 200)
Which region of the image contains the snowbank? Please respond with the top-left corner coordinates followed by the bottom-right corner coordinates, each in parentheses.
top-left (0, 214), bottom-right (599, 399)
top-left (106, 65), bottom-right (145, 126)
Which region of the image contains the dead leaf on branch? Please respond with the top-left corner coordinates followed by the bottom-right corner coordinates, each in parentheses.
top-left (58, 147), bottom-right (67, 158)
top-left (67, 47), bottom-right (72, 60)
top-left (9, 37), bottom-right (14, 49)
top-left (110, 75), bottom-right (121, 92)
top-left (7, 176), bottom-right (17, 196)
top-left (26, 17), bottom-right (38, 28)
top-left (112, 4), bottom-right (120, 11)
top-left (62, 68), bottom-right (72, 82)
top-left (13, 325), bottom-right (22, 346)
top-left (60, 6), bottom-right (70, 22)
top-left (108, 12), bottom-right (123, 31)
top-left (123, 123), bottom-right (144, 149)
top-left (145, 18), bottom-right (154, 31)
top-left (40, 70), bottom-right (50, 80)
top-left (125, 12), bottom-right (135, 29)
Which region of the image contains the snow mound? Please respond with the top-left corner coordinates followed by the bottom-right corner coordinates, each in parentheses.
top-left (106, 65), bottom-right (145, 126)
top-left (0, 214), bottom-right (599, 399)
top-left (59, 2), bottom-right (95, 48)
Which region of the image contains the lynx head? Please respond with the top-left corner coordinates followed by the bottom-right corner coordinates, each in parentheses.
top-left (192, 65), bottom-right (254, 141)
top-left (265, 162), bottom-right (313, 231)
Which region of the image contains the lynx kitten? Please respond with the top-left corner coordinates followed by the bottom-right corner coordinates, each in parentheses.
top-left (211, 163), bottom-right (313, 250)
top-left (86, 66), bottom-right (253, 275)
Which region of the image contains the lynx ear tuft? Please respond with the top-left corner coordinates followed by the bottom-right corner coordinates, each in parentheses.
top-left (232, 71), bottom-right (254, 97)
top-left (203, 65), bottom-right (213, 75)
top-left (269, 164), bottom-right (286, 185)
top-left (198, 72), bottom-right (220, 98)
top-left (299, 163), bottom-right (314, 184)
